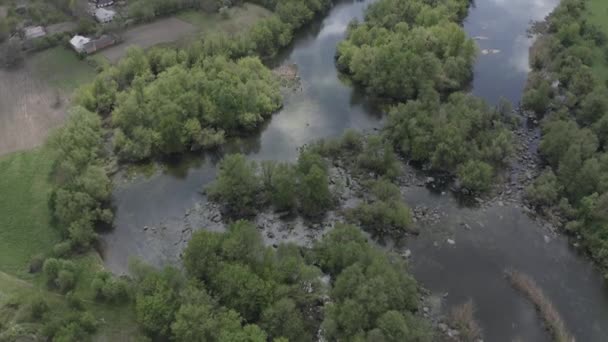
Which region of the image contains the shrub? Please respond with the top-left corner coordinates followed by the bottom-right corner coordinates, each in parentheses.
top-left (29, 254), bottom-right (45, 274)
top-left (457, 160), bottom-right (494, 193)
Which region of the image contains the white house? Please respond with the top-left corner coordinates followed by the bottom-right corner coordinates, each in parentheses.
top-left (94, 7), bottom-right (116, 23)
top-left (70, 35), bottom-right (91, 53)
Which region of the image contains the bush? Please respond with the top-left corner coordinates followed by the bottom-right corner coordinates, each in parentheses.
top-left (526, 168), bottom-right (562, 207)
top-left (57, 270), bottom-right (76, 293)
top-left (29, 296), bottom-right (49, 321)
top-left (207, 154), bottom-right (260, 217)
top-left (457, 160), bottom-right (494, 193)
top-left (29, 254), bottom-right (45, 273)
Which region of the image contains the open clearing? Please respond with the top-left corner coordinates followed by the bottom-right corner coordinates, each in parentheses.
top-left (586, 0), bottom-right (608, 83)
top-left (177, 3), bottom-right (272, 35)
top-left (100, 17), bottom-right (197, 62)
top-left (0, 147), bottom-right (59, 277)
top-left (100, 3), bottom-right (272, 62)
top-left (0, 47), bottom-right (96, 156)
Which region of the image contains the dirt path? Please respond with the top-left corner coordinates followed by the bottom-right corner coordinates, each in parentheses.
top-left (101, 17), bottom-right (197, 63)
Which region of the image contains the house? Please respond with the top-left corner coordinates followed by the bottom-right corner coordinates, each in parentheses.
top-left (94, 7), bottom-right (116, 23)
top-left (90, 0), bottom-right (114, 8)
top-left (82, 34), bottom-right (116, 54)
top-left (23, 26), bottom-right (46, 40)
top-left (69, 35), bottom-right (91, 53)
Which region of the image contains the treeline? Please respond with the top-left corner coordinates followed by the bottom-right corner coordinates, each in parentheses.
top-left (522, 0), bottom-right (608, 271)
top-left (139, 221), bottom-right (430, 341)
top-left (74, 0), bottom-right (340, 161)
top-left (336, 0), bottom-right (475, 100)
top-left (12, 222), bottom-right (430, 341)
top-left (74, 47), bottom-right (281, 161)
top-left (207, 151), bottom-right (333, 218)
top-left (335, 0), bottom-right (512, 193)
top-left (49, 107), bottom-right (112, 252)
top-left (208, 130), bottom-right (419, 237)
top-left (125, 0), bottom-right (332, 58)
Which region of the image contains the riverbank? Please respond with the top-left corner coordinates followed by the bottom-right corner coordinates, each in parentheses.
top-left (520, 0), bottom-right (608, 275)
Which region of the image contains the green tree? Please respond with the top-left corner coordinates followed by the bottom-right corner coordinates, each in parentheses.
top-left (299, 165), bottom-right (332, 217)
top-left (457, 160), bottom-right (493, 193)
top-left (208, 154), bottom-right (260, 216)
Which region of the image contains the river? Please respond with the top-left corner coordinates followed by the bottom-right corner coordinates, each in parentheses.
top-left (101, 0), bottom-right (608, 341)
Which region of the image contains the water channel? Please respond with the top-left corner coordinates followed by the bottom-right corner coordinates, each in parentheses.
top-left (102, 0), bottom-right (608, 340)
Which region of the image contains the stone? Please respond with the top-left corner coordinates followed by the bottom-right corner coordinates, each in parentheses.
top-left (447, 239), bottom-right (455, 245)
top-left (403, 249), bottom-right (412, 258)
top-left (438, 323), bottom-right (448, 332)
top-left (543, 235), bottom-right (550, 243)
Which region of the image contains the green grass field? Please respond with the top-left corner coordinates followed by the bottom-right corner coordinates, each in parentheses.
top-left (0, 147), bottom-right (60, 277)
top-left (177, 3), bottom-right (272, 36)
top-left (586, 0), bottom-right (608, 84)
top-left (29, 46), bottom-right (97, 92)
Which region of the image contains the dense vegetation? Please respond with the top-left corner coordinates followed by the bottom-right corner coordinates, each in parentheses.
top-left (134, 221), bottom-right (431, 341)
top-left (49, 107), bottom-right (112, 252)
top-left (334, 0), bottom-right (512, 192)
top-left (522, 0), bottom-right (608, 272)
top-left (208, 150), bottom-right (333, 218)
top-left (73, 47), bottom-right (280, 161)
top-left (336, 0), bottom-right (475, 100)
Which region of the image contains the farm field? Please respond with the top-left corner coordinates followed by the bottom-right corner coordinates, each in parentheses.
top-left (100, 3), bottom-right (272, 62)
top-left (0, 147), bottom-right (59, 277)
top-left (100, 17), bottom-right (197, 62)
top-left (0, 47), bottom-right (96, 156)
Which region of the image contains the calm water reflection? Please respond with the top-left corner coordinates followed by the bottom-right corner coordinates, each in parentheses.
top-left (103, 1), bottom-right (608, 341)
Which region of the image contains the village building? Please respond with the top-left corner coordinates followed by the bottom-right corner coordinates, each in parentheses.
top-left (94, 7), bottom-right (116, 23)
top-left (69, 35), bottom-right (91, 53)
top-left (82, 34), bottom-right (116, 54)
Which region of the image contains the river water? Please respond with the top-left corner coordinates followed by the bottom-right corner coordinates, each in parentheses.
top-left (102, 0), bottom-right (608, 341)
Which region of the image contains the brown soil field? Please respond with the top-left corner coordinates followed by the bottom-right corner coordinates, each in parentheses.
top-left (101, 17), bottom-right (197, 63)
top-left (0, 65), bottom-right (68, 156)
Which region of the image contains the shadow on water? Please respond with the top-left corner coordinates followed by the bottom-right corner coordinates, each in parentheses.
top-left (101, 0), bottom-right (608, 341)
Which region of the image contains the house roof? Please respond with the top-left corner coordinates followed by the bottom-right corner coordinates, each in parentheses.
top-left (70, 35), bottom-right (91, 50)
top-left (94, 7), bottom-right (116, 22)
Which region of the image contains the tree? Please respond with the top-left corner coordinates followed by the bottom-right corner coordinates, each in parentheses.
top-left (526, 168), bottom-right (562, 207)
top-left (299, 165), bottom-right (332, 217)
top-left (207, 154), bottom-right (260, 216)
top-left (260, 298), bottom-right (310, 342)
top-left (269, 163), bottom-right (298, 212)
top-left (457, 160), bottom-right (493, 193)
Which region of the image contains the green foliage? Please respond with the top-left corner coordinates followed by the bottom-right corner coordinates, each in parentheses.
top-left (42, 258), bottom-right (77, 293)
top-left (101, 53), bottom-right (280, 161)
top-left (522, 74), bottom-right (553, 115)
top-left (208, 152), bottom-right (332, 218)
top-left (336, 0), bottom-right (475, 101)
top-left (524, 0), bottom-right (608, 270)
top-left (314, 224), bottom-right (428, 341)
top-left (50, 107), bottom-right (112, 250)
top-left (350, 179), bottom-right (414, 237)
top-left (386, 92), bottom-right (512, 179)
top-left (357, 136), bottom-right (400, 179)
top-left (134, 266), bottom-right (184, 339)
top-left (91, 271), bottom-right (130, 303)
top-left (526, 168), bottom-right (563, 207)
top-left (456, 160), bottom-right (494, 193)
top-left (298, 164), bottom-right (332, 217)
top-left (208, 154), bottom-right (260, 216)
